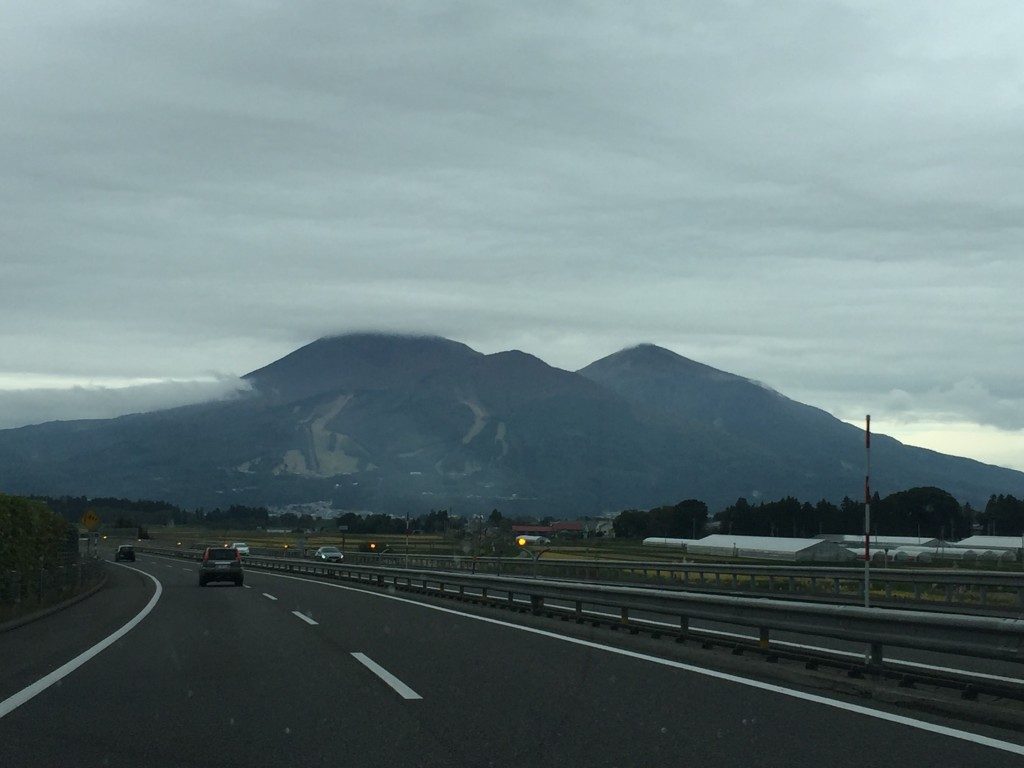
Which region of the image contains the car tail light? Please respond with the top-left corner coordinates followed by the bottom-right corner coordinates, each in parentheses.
top-left (202, 550), bottom-right (209, 562)
top-left (235, 550), bottom-right (241, 562)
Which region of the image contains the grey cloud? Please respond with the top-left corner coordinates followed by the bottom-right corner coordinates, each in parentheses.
top-left (0, 377), bottom-right (252, 430)
top-left (880, 380), bottom-right (1024, 431)
top-left (1, 2), bottom-right (1023, 436)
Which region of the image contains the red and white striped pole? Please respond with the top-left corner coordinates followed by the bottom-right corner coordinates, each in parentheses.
top-left (864, 415), bottom-right (871, 608)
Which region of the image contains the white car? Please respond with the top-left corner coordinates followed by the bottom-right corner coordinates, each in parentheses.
top-left (230, 542), bottom-right (250, 556)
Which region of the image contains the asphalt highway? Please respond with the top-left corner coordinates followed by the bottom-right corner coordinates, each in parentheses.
top-left (2, 553), bottom-right (1023, 767)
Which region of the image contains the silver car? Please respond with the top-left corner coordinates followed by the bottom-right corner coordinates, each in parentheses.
top-left (313, 546), bottom-right (344, 563)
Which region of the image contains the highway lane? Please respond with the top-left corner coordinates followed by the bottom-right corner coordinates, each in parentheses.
top-left (230, 563), bottom-right (1024, 754)
top-left (292, 559), bottom-right (1024, 681)
top-left (1, 554), bottom-right (1022, 767)
top-left (210, 553), bottom-right (1024, 682)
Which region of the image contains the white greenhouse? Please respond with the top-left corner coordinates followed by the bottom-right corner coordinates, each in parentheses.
top-left (641, 538), bottom-right (702, 548)
top-left (817, 534), bottom-right (943, 549)
top-left (677, 535), bottom-right (856, 563)
top-left (948, 536), bottom-right (1024, 553)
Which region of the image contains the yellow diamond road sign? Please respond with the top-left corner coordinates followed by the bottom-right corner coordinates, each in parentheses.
top-left (81, 510), bottom-right (101, 531)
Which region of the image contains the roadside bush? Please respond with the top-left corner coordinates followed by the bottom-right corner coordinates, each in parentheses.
top-left (0, 494), bottom-right (71, 576)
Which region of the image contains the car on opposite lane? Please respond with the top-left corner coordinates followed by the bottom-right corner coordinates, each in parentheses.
top-left (115, 544), bottom-right (136, 562)
top-left (199, 546), bottom-right (244, 586)
top-left (231, 541), bottom-right (250, 556)
top-left (313, 546), bottom-right (344, 563)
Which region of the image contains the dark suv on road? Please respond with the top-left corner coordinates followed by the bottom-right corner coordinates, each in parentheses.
top-left (115, 544), bottom-right (135, 561)
top-left (199, 547), bottom-right (244, 586)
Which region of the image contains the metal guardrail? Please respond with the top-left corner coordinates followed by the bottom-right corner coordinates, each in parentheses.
top-left (139, 546), bottom-right (1024, 668)
top-left (230, 547), bottom-right (1024, 611)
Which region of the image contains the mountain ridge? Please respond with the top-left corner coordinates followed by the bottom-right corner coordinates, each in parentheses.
top-left (0, 333), bottom-right (1021, 514)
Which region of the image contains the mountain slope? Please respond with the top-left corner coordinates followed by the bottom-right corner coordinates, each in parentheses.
top-left (578, 344), bottom-right (1024, 506)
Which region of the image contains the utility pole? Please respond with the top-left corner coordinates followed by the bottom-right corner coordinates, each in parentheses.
top-left (864, 415), bottom-right (871, 608)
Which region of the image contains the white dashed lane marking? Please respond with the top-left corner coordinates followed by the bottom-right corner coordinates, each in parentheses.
top-left (351, 653), bottom-right (422, 700)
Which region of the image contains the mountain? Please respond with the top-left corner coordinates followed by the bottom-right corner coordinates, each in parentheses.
top-left (243, 334), bottom-right (483, 402)
top-left (0, 334), bottom-right (1022, 515)
top-left (578, 344), bottom-right (1024, 507)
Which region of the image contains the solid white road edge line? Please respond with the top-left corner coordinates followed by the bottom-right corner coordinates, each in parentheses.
top-left (257, 570), bottom-right (1024, 757)
top-left (291, 610), bottom-right (317, 625)
top-left (351, 652), bottom-right (422, 700)
top-left (0, 563), bottom-right (163, 720)
top-left (262, 593), bottom-right (278, 601)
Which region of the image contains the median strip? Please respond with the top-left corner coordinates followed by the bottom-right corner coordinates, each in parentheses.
top-left (292, 610), bottom-right (317, 625)
top-left (351, 653), bottom-right (422, 700)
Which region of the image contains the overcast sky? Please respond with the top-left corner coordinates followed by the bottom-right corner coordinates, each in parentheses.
top-left (2, 1), bottom-right (1022, 470)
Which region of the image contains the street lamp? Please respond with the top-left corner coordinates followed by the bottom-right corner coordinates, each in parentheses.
top-left (516, 537), bottom-right (549, 577)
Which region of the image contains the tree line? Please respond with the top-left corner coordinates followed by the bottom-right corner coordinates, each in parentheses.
top-left (613, 488), bottom-right (1024, 540)
top-left (612, 500), bottom-right (708, 539)
top-left (1, 494), bottom-right (74, 586)
top-left (26, 489), bottom-right (1024, 541)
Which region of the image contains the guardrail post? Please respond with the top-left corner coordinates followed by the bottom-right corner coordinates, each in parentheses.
top-left (530, 595), bottom-right (544, 614)
top-left (885, 582), bottom-right (893, 600)
top-left (679, 616), bottom-right (689, 636)
top-left (759, 627), bottom-right (770, 649)
top-left (979, 586), bottom-right (988, 605)
top-left (833, 577), bottom-right (840, 595)
top-left (620, 607), bottom-right (629, 625)
top-left (868, 642), bottom-right (884, 668)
